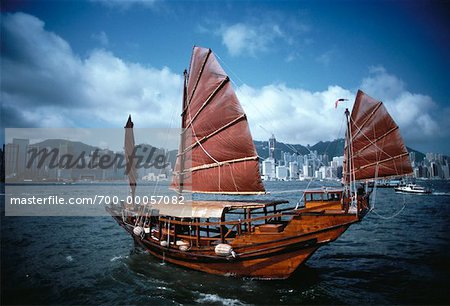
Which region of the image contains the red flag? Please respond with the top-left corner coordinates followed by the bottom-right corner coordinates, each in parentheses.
top-left (335, 98), bottom-right (348, 108)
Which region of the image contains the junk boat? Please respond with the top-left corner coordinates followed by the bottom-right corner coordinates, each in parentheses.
top-left (107, 46), bottom-right (413, 279)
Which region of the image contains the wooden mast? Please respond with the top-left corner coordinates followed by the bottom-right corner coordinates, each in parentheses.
top-left (178, 69), bottom-right (188, 195)
top-left (124, 115), bottom-right (136, 205)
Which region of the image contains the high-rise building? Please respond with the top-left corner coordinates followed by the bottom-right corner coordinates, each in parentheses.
top-left (262, 158), bottom-right (276, 180)
top-left (289, 162), bottom-right (299, 180)
top-left (276, 166), bottom-right (288, 181)
top-left (5, 143), bottom-right (19, 177)
top-left (303, 164), bottom-right (313, 178)
top-left (26, 144), bottom-right (41, 179)
top-left (13, 138), bottom-right (29, 178)
top-left (269, 134), bottom-right (276, 160)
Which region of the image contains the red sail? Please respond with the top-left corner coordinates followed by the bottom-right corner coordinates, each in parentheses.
top-left (171, 47), bottom-right (265, 194)
top-left (343, 90), bottom-right (413, 183)
top-left (124, 115), bottom-right (137, 201)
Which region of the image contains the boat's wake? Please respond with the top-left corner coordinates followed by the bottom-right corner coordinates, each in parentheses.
top-left (431, 192), bottom-right (450, 196)
top-left (195, 292), bottom-right (245, 306)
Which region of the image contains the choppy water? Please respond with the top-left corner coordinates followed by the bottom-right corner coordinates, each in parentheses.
top-left (1, 180), bottom-right (450, 305)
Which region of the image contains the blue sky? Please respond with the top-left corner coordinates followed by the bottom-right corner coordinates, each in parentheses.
top-left (1, 0), bottom-right (449, 154)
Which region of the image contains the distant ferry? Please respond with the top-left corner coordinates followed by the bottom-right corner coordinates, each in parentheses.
top-left (394, 183), bottom-right (432, 194)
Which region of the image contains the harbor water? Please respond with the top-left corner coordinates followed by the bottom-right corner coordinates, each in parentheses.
top-left (1, 180), bottom-right (450, 305)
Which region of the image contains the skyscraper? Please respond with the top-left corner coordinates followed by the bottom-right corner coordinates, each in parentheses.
top-left (12, 138), bottom-right (29, 178)
top-left (269, 134), bottom-right (276, 160)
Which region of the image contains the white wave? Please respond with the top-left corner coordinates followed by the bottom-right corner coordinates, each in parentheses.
top-left (66, 255), bottom-right (74, 262)
top-left (110, 255), bottom-right (128, 262)
top-left (196, 293), bottom-right (245, 306)
top-left (432, 192), bottom-right (450, 196)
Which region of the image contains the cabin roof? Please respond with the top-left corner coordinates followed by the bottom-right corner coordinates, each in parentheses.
top-left (304, 188), bottom-right (343, 194)
top-left (151, 200), bottom-right (288, 219)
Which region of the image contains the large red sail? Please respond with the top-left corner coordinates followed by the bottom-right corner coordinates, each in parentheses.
top-left (171, 47), bottom-right (265, 194)
top-left (343, 90), bottom-right (413, 183)
top-left (124, 115), bottom-right (137, 201)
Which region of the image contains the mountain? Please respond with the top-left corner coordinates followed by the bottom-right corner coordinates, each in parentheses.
top-left (255, 138), bottom-right (425, 161)
top-left (255, 139), bottom-right (344, 159)
top-left (407, 147), bottom-right (425, 162)
top-left (32, 139), bottom-right (178, 169)
top-left (33, 139), bottom-right (99, 156)
top-left (310, 139), bottom-right (345, 158)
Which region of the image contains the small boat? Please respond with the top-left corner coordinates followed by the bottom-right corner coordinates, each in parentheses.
top-left (395, 183), bottom-right (431, 194)
top-left (107, 46), bottom-right (413, 279)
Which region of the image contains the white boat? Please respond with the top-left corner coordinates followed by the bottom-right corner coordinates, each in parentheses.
top-left (394, 183), bottom-right (431, 194)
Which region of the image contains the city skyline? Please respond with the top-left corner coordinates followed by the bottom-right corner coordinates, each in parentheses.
top-left (3, 132), bottom-right (449, 182)
top-left (1, 1), bottom-right (449, 154)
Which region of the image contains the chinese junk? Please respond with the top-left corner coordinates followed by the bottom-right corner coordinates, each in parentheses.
top-left (107, 46), bottom-right (413, 279)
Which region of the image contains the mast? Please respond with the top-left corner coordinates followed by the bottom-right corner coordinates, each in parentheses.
top-left (170, 47), bottom-right (265, 194)
top-left (344, 107), bottom-right (352, 193)
top-left (178, 69), bottom-right (188, 195)
top-left (124, 115), bottom-right (136, 204)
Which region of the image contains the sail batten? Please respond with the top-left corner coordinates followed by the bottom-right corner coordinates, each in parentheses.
top-left (178, 113), bottom-right (246, 157)
top-left (171, 47), bottom-right (265, 194)
top-left (352, 125), bottom-right (399, 158)
top-left (344, 90), bottom-right (413, 183)
top-left (186, 48), bottom-right (212, 107)
top-left (182, 77), bottom-right (229, 129)
top-left (176, 155), bottom-right (259, 173)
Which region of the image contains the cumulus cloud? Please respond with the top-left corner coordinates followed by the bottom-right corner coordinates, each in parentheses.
top-left (237, 84), bottom-right (353, 145)
top-left (219, 23), bottom-right (284, 57)
top-left (215, 17), bottom-right (309, 58)
top-left (2, 12), bottom-right (448, 153)
top-left (235, 66), bottom-right (448, 153)
top-left (1, 12), bottom-right (182, 130)
top-left (358, 67), bottom-right (448, 149)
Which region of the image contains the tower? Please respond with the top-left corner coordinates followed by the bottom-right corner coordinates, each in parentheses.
top-left (269, 134), bottom-right (276, 160)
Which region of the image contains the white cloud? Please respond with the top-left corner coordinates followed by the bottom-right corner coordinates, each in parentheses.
top-left (237, 84), bottom-right (353, 145)
top-left (234, 67), bottom-right (448, 153)
top-left (2, 12), bottom-right (448, 154)
top-left (219, 23), bottom-right (284, 57)
top-left (361, 66), bottom-right (405, 100)
top-left (1, 12), bottom-right (182, 130)
top-left (216, 20), bottom-right (305, 58)
top-left (359, 67), bottom-right (445, 147)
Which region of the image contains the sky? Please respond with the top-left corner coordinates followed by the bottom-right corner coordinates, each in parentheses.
top-left (1, 0), bottom-right (450, 154)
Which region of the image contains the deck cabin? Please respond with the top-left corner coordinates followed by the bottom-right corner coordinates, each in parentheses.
top-left (118, 199), bottom-right (297, 250)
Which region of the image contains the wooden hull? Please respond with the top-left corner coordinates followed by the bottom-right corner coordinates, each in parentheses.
top-left (110, 208), bottom-right (361, 279)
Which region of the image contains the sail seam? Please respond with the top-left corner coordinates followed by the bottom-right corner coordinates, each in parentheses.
top-left (352, 126), bottom-right (399, 158)
top-left (349, 116), bottom-right (398, 164)
top-left (351, 101), bottom-right (383, 140)
top-left (177, 114), bottom-right (247, 156)
top-left (352, 152), bottom-right (410, 173)
top-left (181, 77), bottom-right (229, 129)
top-left (175, 155), bottom-right (259, 173)
top-left (185, 49), bottom-right (212, 112)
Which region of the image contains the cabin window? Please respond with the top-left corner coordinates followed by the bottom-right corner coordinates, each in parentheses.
top-left (327, 193), bottom-right (341, 201)
top-left (312, 193), bottom-right (323, 201)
